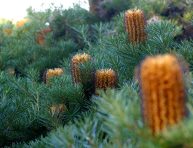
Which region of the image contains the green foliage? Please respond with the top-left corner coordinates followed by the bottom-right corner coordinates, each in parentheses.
top-left (21, 84), bottom-right (193, 147)
top-left (47, 75), bottom-right (88, 118)
top-left (174, 40), bottom-right (193, 71)
top-left (159, 119), bottom-right (193, 147)
top-left (0, 23), bottom-right (77, 77)
top-left (102, 0), bottom-right (132, 17)
top-left (0, 70), bottom-right (89, 146)
top-left (22, 112), bottom-right (103, 148)
top-left (88, 0), bottom-right (166, 20)
top-left (183, 11), bottom-right (193, 22)
top-left (0, 72), bottom-right (54, 146)
top-left (0, 14), bottom-right (91, 145)
top-left (84, 16), bottom-right (185, 83)
top-left (131, 0), bottom-right (167, 17)
top-left (146, 20), bottom-right (182, 52)
top-left (27, 6), bottom-right (52, 26)
top-left (49, 5), bottom-right (94, 49)
top-left (79, 61), bottom-right (96, 99)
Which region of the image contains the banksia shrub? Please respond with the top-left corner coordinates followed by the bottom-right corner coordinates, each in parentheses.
top-left (36, 27), bottom-right (52, 45)
top-left (71, 53), bottom-right (91, 84)
top-left (95, 69), bottom-right (117, 93)
top-left (124, 9), bottom-right (146, 43)
top-left (138, 54), bottom-right (187, 135)
top-left (44, 68), bottom-right (63, 83)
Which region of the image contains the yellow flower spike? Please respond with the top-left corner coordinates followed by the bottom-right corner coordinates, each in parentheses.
top-left (3, 28), bottom-right (12, 36)
top-left (95, 69), bottom-right (117, 94)
top-left (16, 18), bottom-right (30, 28)
top-left (139, 54), bottom-right (187, 135)
top-left (71, 53), bottom-right (91, 84)
top-left (124, 9), bottom-right (146, 44)
top-left (45, 68), bottom-right (63, 84)
top-left (50, 104), bottom-right (67, 116)
top-left (36, 27), bottom-right (52, 45)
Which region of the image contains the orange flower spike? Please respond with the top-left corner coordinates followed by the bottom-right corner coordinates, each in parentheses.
top-left (3, 28), bottom-right (12, 36)
top-left (45, 68), bottom-right (63, 83)
top-left (139, 54), bottom-right (187, 134)
top-left (137, 9), bottom-right (146, 42)
top-left (36, 27), bottom-right (52, 45)
top-left (95, 69), bottom-right (117, 92)
top-left (50, 104), bottom-right (67, 116)
top-left (71, 53), bottom-right (91, 84)
top-left (124, 9), bottom-right (146, 44)
top-left (16, 18), bottom-right (29, 28)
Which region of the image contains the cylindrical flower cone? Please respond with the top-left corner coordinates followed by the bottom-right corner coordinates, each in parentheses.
top-left (124, 9), bottom-right (146, 44)
top-left (50, 104), bottom-right (67, 116)
top-left (3, 28), bottom-right (12, 36)
top-left (95, 69), bottom-right (117, 94)
top-left (71, 53), bottom-right (91, 84)
top-left (36, 27), bottom-right (52, 45)
top-left (138, 54), bottom-right (187, 134)
top-left (44, 68), bottom-right (63, 84)
top-left (16, 18), bottom-right (30, 28)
